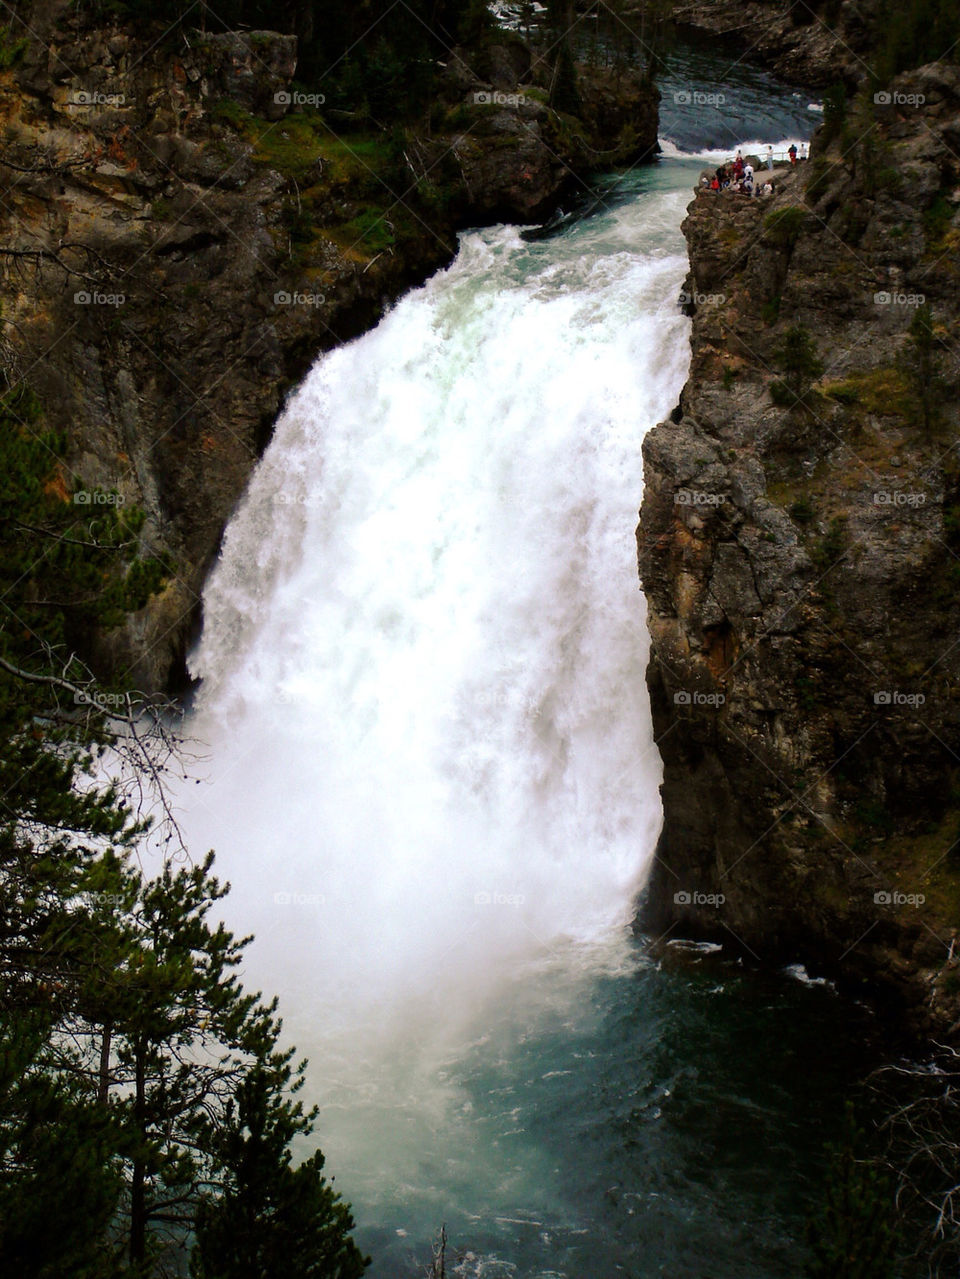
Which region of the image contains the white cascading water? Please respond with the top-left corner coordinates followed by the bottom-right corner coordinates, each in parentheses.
top-left (178, 167), bottom-right (697, 1229)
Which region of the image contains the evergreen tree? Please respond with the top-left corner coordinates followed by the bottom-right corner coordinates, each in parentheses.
top-left (546, 0), bottom-right (581, 115)
top-left (191, 1064), bottom-right (369, 1279)
top-left (772, 324), bottom-right (824, 407)
top-left (806, 1103), bottom-right (899, 1279)
top-left (903, 302), bottom-right (943, 434)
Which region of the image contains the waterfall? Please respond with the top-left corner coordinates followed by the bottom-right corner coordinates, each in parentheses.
top-left (177, 166), bottom-right (695, 1255)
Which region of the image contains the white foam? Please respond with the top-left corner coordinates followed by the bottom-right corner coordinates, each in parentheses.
top-left (658, 136), bottom-right (809, 164)
top-left (783, 962), bottom-right (836, 990)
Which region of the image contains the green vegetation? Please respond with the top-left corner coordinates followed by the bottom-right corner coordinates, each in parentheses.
top-left (902, 303), bottom-right (946, 433)
top-left (820, 83), bottom-right (848, 141)
top-left (806, 1104), bottom-right (899, 1279)
top-left (821, 366), bottom-right (911, 418)
top-left (873, 0), bottom-right (960, 78)
top-left (0, 386), bottom-right (368, 1277)
top-left (795, 675), bottom-right (819, 712)
top-left (335, 207), bottom-right (398, 253)
top-left (213, 106), bottom-right (330, 180)
top-left (0, 389), bottom-right (169, 650)
top-left (770, 325), bottom-right (824, 409)
top-left (789, 496), bottom-right (817, 525)
top-left (761, 294), bottom-right (782, 326)
top-left (763, 206), bottom-right (807, 250)
top-left (813, 516), bottom-right (847, 570)
top-left (923, 194), bottom-right (955, 250)
top-left (78, 2), bottom-right (495, 120)
top-left (822, 381), bottom-right (860, 406)
top-left (0, 22), bottom-right (27, 68)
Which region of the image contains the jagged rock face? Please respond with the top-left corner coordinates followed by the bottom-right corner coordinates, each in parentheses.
top-left (675, 0), bottom-right (880, 87)
top-left (0, 3), bottom-right (657, 691)
top-left (638, 64), bottom-right (960, 1031)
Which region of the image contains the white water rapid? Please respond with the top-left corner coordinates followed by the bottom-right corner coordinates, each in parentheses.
top-left (177, 163), bottom-right (701, 1260)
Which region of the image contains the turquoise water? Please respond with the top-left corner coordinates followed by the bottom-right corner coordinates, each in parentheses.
top-left (350, 943), bottom-right (876, 1277)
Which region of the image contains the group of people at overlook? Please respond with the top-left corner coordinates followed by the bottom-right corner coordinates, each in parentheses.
top-left (701, 142), bottom-right (807, 196)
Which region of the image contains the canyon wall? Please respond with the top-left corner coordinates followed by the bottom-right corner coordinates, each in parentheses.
top-left (0, 1), bottom-right (657, 690)
top-left (638, 61), bottom-right (960, 1031)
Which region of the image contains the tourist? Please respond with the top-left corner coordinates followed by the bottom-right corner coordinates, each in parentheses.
top-left (766, 145), bottom-right (774, 170)
top-left (788, 143), bottom-right (798, 165)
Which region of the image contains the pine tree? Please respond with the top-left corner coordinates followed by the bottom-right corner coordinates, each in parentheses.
top-left (806, 1103), bottom-right (899, 1278)
top-left (191, 1064), bottom-right (369, 1279)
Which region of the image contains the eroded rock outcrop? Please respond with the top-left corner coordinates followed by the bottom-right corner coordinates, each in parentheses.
top-left (675, 0), bottom-right (879, 87)
top-left (638, 64), bottom-right (960, 1030)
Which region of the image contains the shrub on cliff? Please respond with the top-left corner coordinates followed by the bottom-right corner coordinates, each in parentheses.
top-left (771, 325), bottom-right (824, 409)
top-left (763, 206), bottom-right (808, 250)
top-left (805, 1104), bottom-right (898, 1279)
top-left (902, 302), bottom-right (947, 434)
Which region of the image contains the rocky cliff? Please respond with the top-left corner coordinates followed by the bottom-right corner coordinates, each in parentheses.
top-left (638, 63), bottom-right (960, 1031)
top-left (673, 0), bottom-right (877, 87)
top-left (0, 1), bottom-right (657, 691)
